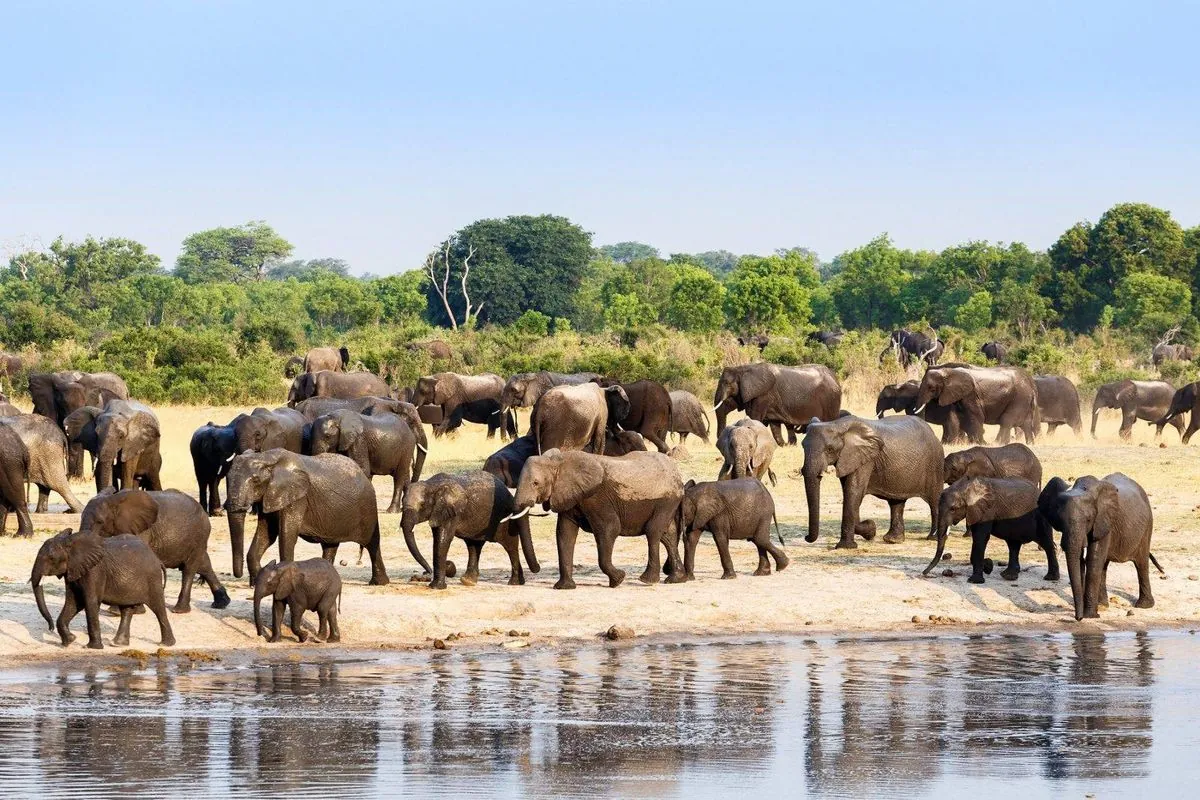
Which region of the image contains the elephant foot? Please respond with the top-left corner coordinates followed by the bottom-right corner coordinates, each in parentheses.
top-left (723, 571), bottom-right (739, 579)
top-left (776, 556), bottom-right (790, 572)
top-left (982, 558), bottom-right (994, 574)
top-left (834, 538), bottom-right (858, 550)
top-left (87, 640), bottom-right (104, 650)
top-left (171, 604), bottom-right (192, 614)
top-left (553, 577), bottom-right (577, 590)
top-left (112, 633), bottom-right (130, 646)
top-left (296, 634), bottom-right (308, 644)
top-left (637, 569), bottom-right (657, 585)
top-left (460, 573), bottom-right (478, 587)
top-left (968, 574), bottom-right (985, 585)
top-left (211, 588), bottom-right (231, 609)
top-left (508, 575), bottom-right (525, 586)
top-left (267, 634), bottom-right (282, 643)
top-left (1000, 568), bottom-right (1020, 581)
top-left (1135, 596), bottom-right (1155, 609)
top-left (369, 574), bottom-right (390, 586)
top-left (445, 561), bottom-right (457, 577)
top-left (804, 534), bottom-right (818, 544)
top-left (328, 633), bottom-right (341, 643)
top-left (665, 572), bottom-right (687, 584)
top-left (855, 520), bottom-right (877, 540)
top-left (1044, 571), bottom-right (1060, 581)
top-left (882, 531), bottom-right (905, 545)
top-left (385, 504), bottom-right (402, 514)
top-left (753, 568), bottom-right (770, 577)
top-left (209, 508), bottom-right (225, 518)
top-left (1080, 610), bottom-right (1100, 620)
top-left (429, 579), bottom-right (448, 590)
top-left (609, 569), bottom-right (627, 588)
top-left (925, 531), bottom-right (938, 541)
top-left (1097, 600), bottom-right (1109, 611)
top-left (64, 632), bottom-right (76, 645)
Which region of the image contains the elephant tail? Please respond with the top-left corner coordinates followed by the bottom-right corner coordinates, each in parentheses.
top-left (1150, 552), bottom-right (1165, 574)
top-left (773, 507), bottom-right (784, 547)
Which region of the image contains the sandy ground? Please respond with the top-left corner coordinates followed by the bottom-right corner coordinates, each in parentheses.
top-left (3, 390), bottom-right (1200, 664)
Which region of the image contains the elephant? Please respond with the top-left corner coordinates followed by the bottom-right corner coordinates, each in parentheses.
top-left (511, 449), bottom-right (685, 589)
top-left (294, 396), bottom-right (428, 479)
top-left (1156, 381), bottom-right (1200, 443)
top-left (807, 330), bottom-right (844, 347)
top-left (943, 443), bottom-right (1042, 486)
top-left (1038, 473), bottom-right (1162, 620)
top-left (737, 334), bottom-right (770, 350)
top-left (226, 448), bottom-right (386, 584)
top-left (0, 392), bottom-right (22, 417)
top-left (0, 351), bottom-right (23, 389)
top-left (411, 372), bottom-right (507, 437)
top-left (1090, 380), bottom-right (1182, 440)
top-left (875, 379), bottom-right (968, 444)
top-left (1034, 374), bottom-right (1082, 437)
top-left (253, 558), bottom-right (342, 643)
top-left (594, 378), bottom-right (671, 452)
top-left (405, 340), bottom-right (453, 360)
top-left (915, 364), bottom-right (1039, 444)
top-left (801, 414), bottom-right (943, 548)
top-left (0, 424), bottom-right (33, 537)
top-left (1152, 343), bottom-right (1192, 366)
top-left (439, 398), bottom-right (518, 440)
top-left (29, 370), bottom-right (128, 478)
top-left (712, 363), bottom-right (842, 445)
top-left (499, 371), bottom-right (600, 414)
top-left (80, 488), bottom-right (230, 612)
top-left (532, 382), bottom-right (629, 454)
top-left (668, 390), bottom-right (710, 443)
top-left (879, 329), bottom-right (943, 367)
top-left (716, 418), bottom-right (777, 486)
top-left (283, 356), bottom-right (306, 378)
top-left (309, 409), bottom-right (418, 513)
top-left (597, 429), bottom-right (648, 456)
top-left (0, 413), bottom-right (84, 513)
top-left (483, 434), bottom-right (538, 488)
top-left (286, 370), bottom-right (393, 407)
top-left (401, 471), bottom-right (540, 589)
top-left (679, 478), bottom-right (786, 580)
top-left (85, 399), bottom-right (163, 492)
top-left (31, 529), bottom-right (174, 649)
top-left (980, 341), bottom-right (1008, 363)
top-left (304, 346), bottom-right (350, 373)
top-left (189, 408), bottom-right (308, 516)
top-left (925, 477), bottom-right (1058, 584)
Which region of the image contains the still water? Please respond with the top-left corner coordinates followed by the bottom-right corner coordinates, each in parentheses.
top-left (0, 631), bottom-right (1195, 798)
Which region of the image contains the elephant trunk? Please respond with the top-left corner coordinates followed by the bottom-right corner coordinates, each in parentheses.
top-left (923, 499), bottom-right (956, 575)
top-left (228, 511), bottom-right (247, 579)
top-left (804, 471), bottom-right (822, 543)
top-left (1090, 397), bottom-right (1102, 438)
top-left (516, 518), bottom-right (540, 573)
top-left (96, 436), bottom-right (119, 490)
top-left (31, 569), bottom-right (53, 632)
top-left (1065, 535), bottom-right (1086, 621)
top-left (412, 427), bottom-right (428, 483)
top-left (401, 515), bottom-right (434, 574)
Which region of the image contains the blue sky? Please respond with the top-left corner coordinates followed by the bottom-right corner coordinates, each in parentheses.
top-left (2, 1), bottom-right (1197, 275)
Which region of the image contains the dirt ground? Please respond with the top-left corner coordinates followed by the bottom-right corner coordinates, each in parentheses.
top-left (2, 387), bottom-right (1200, 665)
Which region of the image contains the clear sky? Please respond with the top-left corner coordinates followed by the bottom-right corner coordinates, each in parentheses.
top-left (2, 1), bottom-right (1197, 275)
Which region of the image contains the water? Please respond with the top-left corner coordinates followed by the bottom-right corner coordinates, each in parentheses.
top-left (0, 631), bottom-right (1196, 798)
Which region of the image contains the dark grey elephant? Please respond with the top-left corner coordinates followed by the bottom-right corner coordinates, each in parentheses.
top-left (680, 478), bottom-right (786, 580)
top-left (1038, 474), bottom-right (1162, 620)
top-left (533, 382), bottom-right (628, 454)
top-left (1034, 374), bottom-right (1082, 437)
top-left (875, 379), bottom-right (967, 443)
top-left (0, 414), bottom-right (83, 513)
top-left (807, 330), bottom-right (844, 347)
top-left (1091, 380), bottom-right (1182, 440)
top-left (596, 429), bottom-right (647, 456)
top-left (188, 408), bottom-right (307, 517)
top-left (0, 425), bottom-right (33, 537)
top-left (310, 409), bottom-right (418, 513)
top-left (943, 443), bottom-right (1042, 486)
top-left (499, 371), bottom-right (600, 415)
top-left (254, 558), bottom-right (342, 643)
top-left (287, 370), bottom-right (392, 406)
top-left (801, 415), bottom-right (943, 548)
top-left (483, 434), bottom-right (538, 488)
top-left (668, 390), bottom-right (710, 443)
top-left (1152, 343), bottom-right (1192, 366)
top-left (712, 363), bottom-right (842, 445)
top-left (294, 396), bottom-right (428, 480)
top-left (915, 364), bottom-right (1038, 444)
top-left (980, 341), bottom-right (1008, 363)
top-left (1155, 381), bottom-right (1200, 443)
top-left (879, 329), bottom-right (943, 367)
top-left (29, 370), bottom-right (129, 478)
top-left (716, 418), bottom-right (776, 486)
top-left (88, 399), bottom-right (162, 492)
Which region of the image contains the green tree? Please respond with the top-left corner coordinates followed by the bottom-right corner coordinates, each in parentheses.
top-left (370, 271), bottom-right (427, 322)
top-left (723, 254), bottom-right (814, 333)
top-left (596, 242), bottom-right (659, 263)
top-left (175, 221), bottom-right (294, 284)
top-left (663, 266), bottom-right (726, 332)
top-left (674, 249), bottom-right (738, 277)
top-left (267, 257), bottom-right (350, 280)
top-left (1112, 271), bottom-right (1192, 336)
top-left (304, 275), bottom-right (383, 331)
top-left (955, 290), bottom-right (993, 332)
top-left (994, 278), bottom-right (1054, 338)
top-left (604, 292), bottom-right (658, 330)
top-left (830, 234), bottom-right (910, 329)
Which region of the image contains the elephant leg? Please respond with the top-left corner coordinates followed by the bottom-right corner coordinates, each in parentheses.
top-left (836, 473), bottom-right (869, 549)
top-left (462, 539), bottom-right (483, 586)
top-left (638, 526), bottom-right (663, 585)
top-left (429, 527), bottom-right (454, 590)
top-left (366, 523), bottom-right (389, 586)
top-left (113, 607), bottom-right (134, 646)
top-left (53, 478), bottom-right (84, 514)
top-left (598, 532), bottom-right (626, 588)
top-left (1039, 526), bottom-right (1060, 581)
top-left (753, 541), bottom-right (771, 576)
top-left (761, 519), bottom-right (788, 572)
top-left (1120, 408), bottom-right (1136, 440)
top-left (174, 566), bottom-right (195, 613)
top-left (1081, 549), bottom-right (1105, 619)
top-left (326, 600), bottom-right (341, 643)
top-left (1183, 415), bottom-right (1200, 445)
top-left (769, 423), bottom-right (786, 447)
top-left (209, 479), bottom-right (224, 516)
top-left (57, 590), bottom-right (79, 646)
top-left (246, 515), bottom-right (272, 583)
top-left (554, 516), bottom-right (581, 590)
top-left (317, 608), bottom-right (330, 641)
top-left (35, 486), bottom-right (49, 514)
top-left (276, 512), bottom-right (298, 564)
top-left (714, 528), bottom-right (737, 579)
top-left (787, 426), bottom-right (798, 446)
top-left (1171, 416), bottom-right (1186, 441)
top-left (83, 590), bottom-right (104, 649)
top-left (684, 530), bottom-right (700, 581)
top-left (386, 471), bottom-right (405, 515)
top-left (147, 588), bottom-right (175, 646)
top-left (194, 554), bottom-right (230, 608)
top-left (1000, 540), bottom-right (1022, 581)
top-left (968, 528), bottom-right (990, 584)
top-left (499, 534), bottom-right (524, 585)
top-left (882, 499), bottom-right (907, 544)
top-left (1134, 557), bottom-right (1155, 609)
top-left (320, 544), bottom-right (338, 564)
top-left (1098, 560), bottom-right (1111, 609)
top-left (646, 430), bottom-right (669, 454)
top-left (289, 599), bottom-right (307, 643)
top-left (269, 599), bottom-right (285, 642)
top-left (925, 491), bottom-right (941, 541)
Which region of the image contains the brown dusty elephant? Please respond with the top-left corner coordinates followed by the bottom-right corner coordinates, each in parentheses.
top-left (304, 346), bottom-right (350, 373)
top-left (511, 449), bottom-right (685, 589)
top-left (1152, 343), bottom-right (1192, 366)
top-left (411, 372), bottom-right (507, 437)
top-left (499, 371), bottom-right (600, 414)
top-left (1034, 374), bottom-right (1082, 437)
top-left (0, 424), bottom-right (33, 537)
top-left (532, 382), bottom-right (629, 455)
top-left (1090, 380), bottom-right (1182, 440)
top-left (592, 378), bottom-right (671, 453)
top-left (287, 370), bottom-right (392, 407)
top-left (1038, 473), bottom-right (1162, 621)
top-left (405, 340), bottom-right (453, 360)
top-left (1156, 381), bottom-right (1200, 443)
top-left (88, 399), bottom-right (162, 493)
top-left (188, 408), bottom-right (307, 516)
top-left (680, 478), bottom-right (786, 580)
top-left (294, 396), bottom-right (428, 480)
top-left (597, 429), bottom-right (648, 456)
top-left (226, 449), bottom-right (386, 584)
top-left (716, 418), bottom-right (777, 486)
top-left (0, 414), bottom-right (83, 513)
top-left (29, 370), bottom-right (129, 478)
top-left (875, 379), bottom-right (968, 444)
top-left (943, 443), bottom-right (1042, 486)
top-left (915, 364), bottom-right (1038, 444)
top-left (0, 393), bottom-right (22, 417)
top-left (253, 558), bottom-right (342, 643)
top-left (310, 409), bottom-right (418, 513)
top-left (668, 390), bottom-right (710, 443)
top-left (712, 363), bottom-right (841, 446)
top-left (801, 414), bottom-right (943, 548)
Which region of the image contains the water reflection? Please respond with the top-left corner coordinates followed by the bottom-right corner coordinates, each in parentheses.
top-left (0, 631), bottom-right (1192, 798)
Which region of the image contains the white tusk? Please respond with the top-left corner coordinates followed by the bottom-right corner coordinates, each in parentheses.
top-left (490, 409), bottom-right (501, 416)
top-left (616, 423), bottom-right (623, 431)
top-left (416, 443), bottom-right (428, 454)
top-left (503, 507), bottom-right (531, 522)
top-left (712, 404), bottom-right (722, 412)
top-left (225, 453), bottom-right (236, 463)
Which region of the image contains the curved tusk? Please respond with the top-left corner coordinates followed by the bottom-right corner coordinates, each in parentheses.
top-left (712, 404), bottom-right (722, 412)
top-left (225, 453), bottom-right (237, 463)
top-left (503, 506), bottom-right (532, 522)
top-left (490, 409), bottom-right (501, 416)
top-left (416, 443), bottom-right (428, 454)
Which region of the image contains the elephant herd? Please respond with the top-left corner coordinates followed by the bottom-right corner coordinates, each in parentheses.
top-left (6, 355), bottom-right (1181, 650)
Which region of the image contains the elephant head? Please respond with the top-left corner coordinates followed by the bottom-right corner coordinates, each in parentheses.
top-left (31, 529), bottom-right (104, 631)
top-left (310, 410), bottom-right (369, 472)
top-left (63, 406), bottom-right (101, 478)
top-left (513, 449), bottom-right (603, 515)
top-left (95, 404), bottom-right (160, 491)
top-left (713, 364), bottom-right (777, 412)
top-left (284, 356), bottom-right (305, 378)
top-left (1038, 476), bottom-right (1114, 620)
top-left (286, 373), bottom-right (316, 407)
top-left (915, 367), bottom-right (982, 423)
top-left (602, 385), bottom-right (632, 428)
top-left (500, 373), bottom-right (536, 413)
top-left (226, 450), bottom-right (310, 578)
top-left (411, 375), bottom-right (444, 408)
top-left (924, 478), bottom-right (993, 574)
top-left (1091, 380), bottom-right (1135, 437)
top-left (231, 412), bottom-right (279, 454)
top-left (253, 560), bottom-right (295, 637)
top-left (399, 481), bottom-right (456, 577)
top-left (801, 417), bottom-right (884, 543)
top-left (943, 450), bottom-right (987, 485)
top-left (80, 487), bottom-right (159, 537)
top-left (679, 479), bottom-right (713, 533)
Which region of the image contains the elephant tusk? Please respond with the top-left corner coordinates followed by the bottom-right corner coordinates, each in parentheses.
top-left (490, 409), bottom-right (501, 416)
top-left (502, 507), bottom-right (532, 522)
top-left (416, 443), bottom-right (428, 454)
top-left (712, 403), bottom-right (722, 412)
top-left (912, 403), bottom-right (926, 415)
top-left (225, 453), bottom-right (236, 463)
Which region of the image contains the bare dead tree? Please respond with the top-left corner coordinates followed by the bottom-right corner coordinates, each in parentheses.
top-left (1, 235), bottom-right (46, 281)
top-left (1157, 325), bottom-right (1182, 348)
top-left (424, 241), bottom-right (482, 330)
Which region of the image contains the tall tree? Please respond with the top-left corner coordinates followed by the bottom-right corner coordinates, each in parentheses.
top-left (830, 234), bottom-right (911, 329)
top-left (596, 241), bottom-right (659, 263)
top-left (175, 221), bottom-right (293, 284)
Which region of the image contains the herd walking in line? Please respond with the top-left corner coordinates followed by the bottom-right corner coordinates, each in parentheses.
top-left (8, 339), bottom-right (1193, 649)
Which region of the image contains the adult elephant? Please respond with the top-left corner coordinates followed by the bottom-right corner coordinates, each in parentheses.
top-left (879, 329), bottom-right (943, 367)
top-left (304, 346), bottom-right (350, 373)
top-left (875, 380), bottom-right (967, 444)
top-left (283, 356), bottom-right (305, 378)
top-left (1034, 375), bottom-right (1082, 437)
top-left (411, 372), bottom-right (506, 436)
top-left (595, 378), bottom-right (671, 453)
top-left (310, 409), bottom-right (419, 513)
top-left (801, 414), bottom-right (943, 549)
top-left (807, 330), bottom-right (844, 347)
top-left (533, 382), bottom-right (629, 454)
top-left (0, 352), bottom-right (23, 390)
top-left (511, 449), bottom-right (685, 589)
top-left (294, 396), bottom-right (428, 479)
top-left (1156, 382), bottom-right (1200, 443)
top-left (712, 363), bottom-right (842, 445)
top-left (1090, 380), bottom-right (1181, 441)
top-left (0, 414), bottom-right (83, 513)
top-left (189, 408), bottom-right (307, 516)
top-left (668, 390), bottom-right (710, 443)
top-left (0, 425), bottom-right (33, 537)
top-left (91, 400), bottom-right (162, 492)
top-left (29, 371), bottom-right (129, 478)
top-left (915, 364), bottom-right (1038, 444)
top-left (226, 449), bottom-right (386, 584)
top-left (1152, 343), bottom-right (1192, 366)
top-left (440, 399), bottom-right (517, 440)
top-left (287, 370), bottom-right (392, 406)
top-left (499, 371), bottom-right (600, 415)
top-left (980, 341), bottom-right (1008, 364)
top-left (405, 340), bottom-right (452, 360)
top-left (483, 434), bottom-right (538, 488)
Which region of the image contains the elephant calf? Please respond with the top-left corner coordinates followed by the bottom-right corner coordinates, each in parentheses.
top-left (668, 390), bottom-right (710, 443)
top-left (925, 477), bottom-right (1058, 585)
top-left (254, 558), bottom-right (342, 643)
top-left (680, 478), bottom-right (787, 580)
top-left (717, 418), bottom-right (777, 486)
top-left (943, 443), bottom-right (1042, 486)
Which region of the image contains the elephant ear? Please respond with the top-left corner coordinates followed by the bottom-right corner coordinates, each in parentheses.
top-left (336, 411), bottom-right (365, 451)
top-left (936, 370), bottom-right (975, 406)
top-left (263, 463), bottom-right (311, 514)
top-left (548, 452), bottom-right (603, 511)
top-left (1092, 482), bottom-right (1120, 541)
top-left (835, 423), bottom-right (884, 478)
top-left (738, 365), bottom-right (776, 402)
top-left (430, 483), bottom-right (467, 529)
top-left (66, 533), bottom-right (106, 582)
top-left (1037, 477), bottom-right (1069, 529)
top-left (63, 406), bottom-right (101, 440)
top-left (87, 490), bottom-right (159, 536)
top-left (963, 481), bottom-right (995, 526)
top-left (275, 564), bottom-right (297, 597)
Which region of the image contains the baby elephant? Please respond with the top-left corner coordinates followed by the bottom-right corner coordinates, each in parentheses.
top-left (717, 418), bottom-right (777, 486)
top-left (943, 443), bottom-right (1042, 486)
top-left (680, 478), bottom-right (787, 579)
top-left (253, 559), bottom-right (342, 643)
top-left (925, 477), bottom-right (1058, 584)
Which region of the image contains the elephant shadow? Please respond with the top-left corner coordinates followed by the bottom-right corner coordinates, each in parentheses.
top-left (0, 597), bottom-right (63, 645)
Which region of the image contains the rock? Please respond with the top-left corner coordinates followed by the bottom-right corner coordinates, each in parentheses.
top-left (502, 640), bottom-right (529, 649)
top-left (668, 445), bottom-right (691, 461)
top-left (433, 639), bottom-right (448, 650)
top-left (1127, 610), bottom-right (1135, 617)
top-left (941, 553), bottom-right (953, 562)
top-left (942, 569), bottom-right (956, 578)
top-left (911, 616), bottom-right (921, 624)
top-left (605, 625), bottom-right (635, 641)
top-left (508, 629), bottom-right (529, 637)
top-left (1189, 575), bottom-right (1198, 581)
top-left (1160, 442), bottom-right (1168, 449)
top-left (339, 560), bottom-right (348, 567)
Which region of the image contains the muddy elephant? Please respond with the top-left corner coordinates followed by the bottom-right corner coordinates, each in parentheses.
top-left (807, 330), bottom-right (844, 347)
top-left (1034, 374), bottom-right (1082, 437)
top-left (84, 400), bottom-right (162, 492)
top-left (80, 488), bottom-right (230, 612)
top-left (1038, 473), bottom-right (1161, 620)
top-left (925, 477), bottom-right (1058, 584)
top-left (294, 396), bottom-right (428, 479)
top-left (1152, 343), bottom-right (1192, 366)
top-left (980, 341), bottom-right (1008, 363)
top-left (533, 382), bottom-right (629, 454)
top-left (439, 398), bottom-right (518, 440)
top-left (712, 363), bottom-right (841, 445)
top-left (411, 372), bottom-right (507, 437)
top-left (668, 390), bottom-right (710, 443)
top-left (304, 346), bottom-right (350, 373)
top-left (226, 449), bottom-right (386, 584)
top-left (512, 449), bottom-right (685, 589)
top-left (405, 340), bottom-right (452, 360)
top-left (875, 380), bottom-right (967, 443)
top-left (802, 414), bottom-right (943, 548)
top-left (717, 418), bottom-right (777, 486)
top-left (29, 370), bottom-right (129, 478)
top-left (310, 409), bottom-right (418, 513)
top-left (254, 558), bottom-right (342, 643)
top-left (915, 364), bottom-right (1038, 444)
top-left (879, 329), bottom-right (943, 367)
top-left (0, 392), bottom-right (22, 417)
top-left (0, 414), bottom-right (83, 513)
top-left (1156, 381), bottom-right (1200, 443)
top-left (1090, 380), bottom-right (1181, 440)
top-left (0, 424), bottom-right (33, 537)
top-left (943, 443), bottom-right (1042, 486)
top-left (594, 378), bottom-right (670, 452)
top-left (189, 408), bottom-right (307, 516)
top-left (31, 530), bottom-right (174, 649)
top-left (287, 370), bottom-right (392, 406)
top-left (499, 371), bottom-right (600, 414)
top-left (401, 471), bottom-right (539, 589)
top-left (483, 434), bottom-right (538, 488)
top-left (680, 478), bottom-right (786, 580)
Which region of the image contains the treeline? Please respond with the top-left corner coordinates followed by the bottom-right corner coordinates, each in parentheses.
top-left (1, 204), bottom-right (1197, 403)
